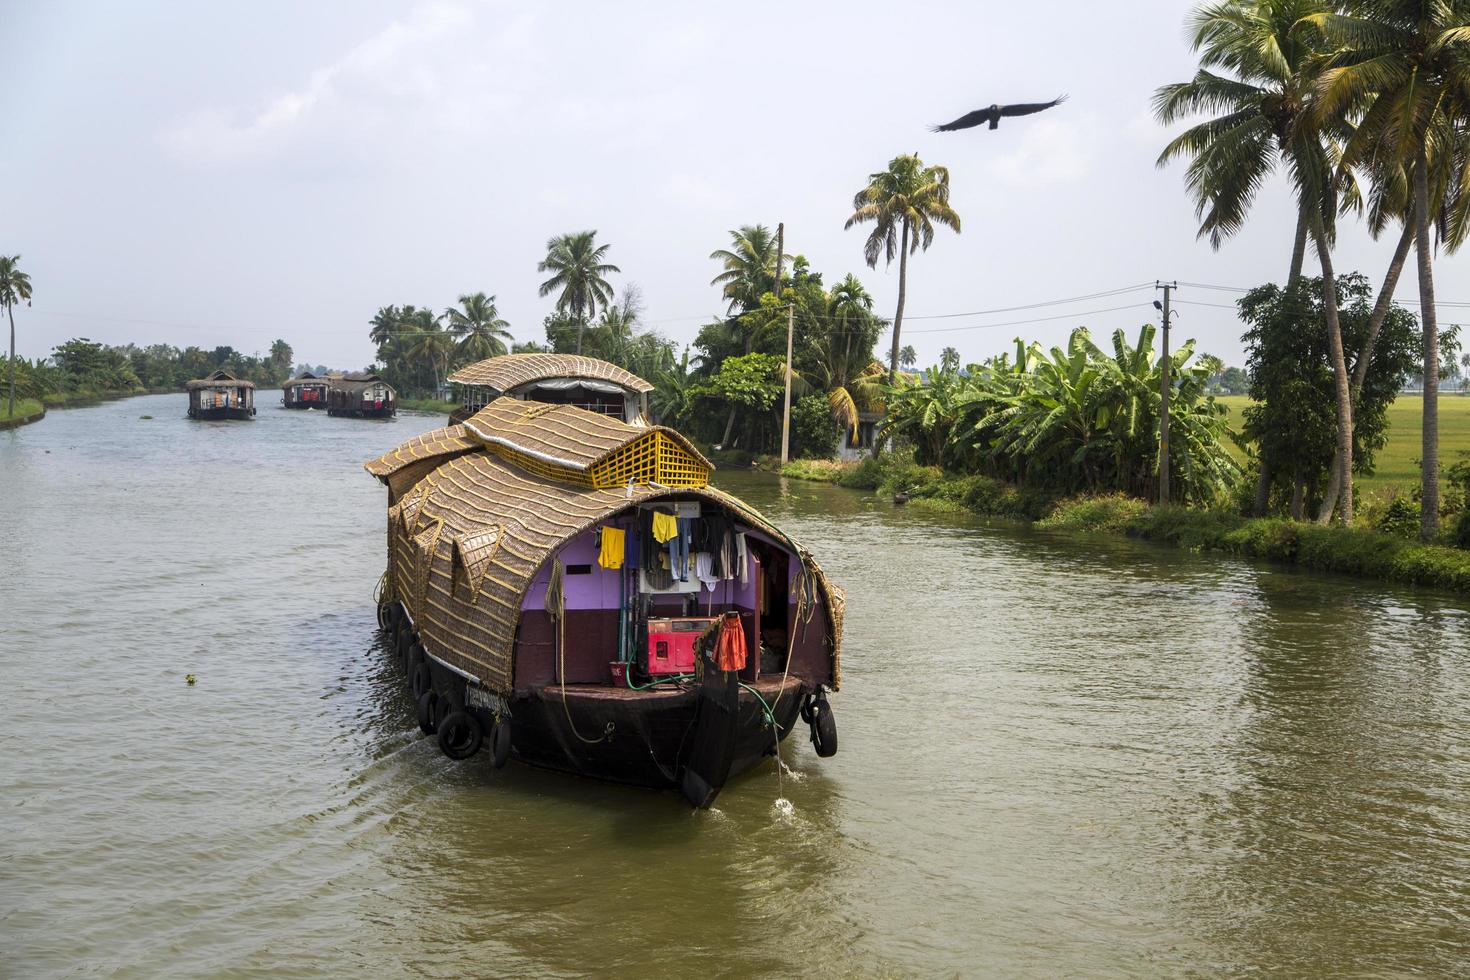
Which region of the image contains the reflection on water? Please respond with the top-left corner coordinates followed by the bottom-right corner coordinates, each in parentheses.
top-left (2, 394), bottom-right (1468, 975)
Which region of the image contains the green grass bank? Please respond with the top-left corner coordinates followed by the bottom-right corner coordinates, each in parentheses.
top-left (1214, 393), bottom-right (1470, 492)
top-left (396, 398), bottom-right (455, 414)
top-left (780, 455), bottom-right (1470, 596)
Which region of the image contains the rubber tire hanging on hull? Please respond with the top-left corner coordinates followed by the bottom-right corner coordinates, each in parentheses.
top-left (410, 659), bottom-right (431, 699)
top-left (437, 710), bottom-right (483, 760)
top-left (489, 718), bottom-right (512, 769)
top-left (417, 690), bottom-right (438, 735)
top-left (808, 696), bottom-right (837, 758)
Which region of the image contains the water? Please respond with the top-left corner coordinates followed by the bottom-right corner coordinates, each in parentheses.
top-left (3, 393), bottom-right (1469, 976)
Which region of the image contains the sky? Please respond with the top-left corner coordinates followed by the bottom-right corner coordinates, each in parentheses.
top-left (3, 0), bottom-right (1466, 371)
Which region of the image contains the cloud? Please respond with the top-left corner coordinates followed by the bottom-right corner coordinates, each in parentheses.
top-left (984, 117), bottom-right (1093, 189)
top-left (160, 2), bottom-right (499, 163)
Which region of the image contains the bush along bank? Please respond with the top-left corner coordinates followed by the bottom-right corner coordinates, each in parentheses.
top-left (781, 456), bottom-right (1470, 596)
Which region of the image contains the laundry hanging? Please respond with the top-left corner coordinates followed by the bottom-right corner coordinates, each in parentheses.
top-left (598, 526), bottom-right (625, 570)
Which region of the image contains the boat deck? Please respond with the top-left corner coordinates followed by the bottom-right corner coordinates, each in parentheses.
top-left (531, 674), bottom-right (805, 702)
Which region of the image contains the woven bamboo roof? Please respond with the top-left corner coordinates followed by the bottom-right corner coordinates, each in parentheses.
top-left (375, 446), bottom-right (843, 694)
top-left (186, 369), bottom-right (255, 390)
top-left (364, 425), bottom-right (480, 478)
top-left (282, 373), bottom-right (326, 388)
top-left (329, 373), bottom-right (394, 394)
top-left (447, 353), bottom-right (654, 394)
top-left (460, 400), bottom-right (710, 474)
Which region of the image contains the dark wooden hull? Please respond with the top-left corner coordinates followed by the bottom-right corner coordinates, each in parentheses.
top-left (508, 676), bottom-right (808, 798)
top-left (328, 407), bottom-right (395, 418)
top-left (188, 407), bottom-right (254, 420)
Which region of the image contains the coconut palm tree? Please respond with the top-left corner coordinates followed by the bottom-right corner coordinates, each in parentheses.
top-left (1, 255), bottom-right (33, 418)
top-left (900, 345), bottom-right (918, 370)
top-left (845, 154), bottom-right (961, 385)
top-left (537, 231), bottom-right (619, 355)
top-left (403, 308), bottom-right (453, 394)
top-left (445, 292), bottom-right (512, 364)
top-left (1308, 0), bottom-right (1470, 538)
top-left (1155, 0), bottom-right (1361, 523)
top-left (709, 225), bottom-right (788, 317)
top-left (826, 273), bottom-right (877, 387)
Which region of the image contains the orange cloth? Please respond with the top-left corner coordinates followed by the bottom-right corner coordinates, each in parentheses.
top-left (713, 614), bottom-right (746, 672)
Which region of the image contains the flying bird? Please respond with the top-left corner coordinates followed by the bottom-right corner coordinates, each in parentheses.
top-left (931, 95), bottom-right (1068, 132)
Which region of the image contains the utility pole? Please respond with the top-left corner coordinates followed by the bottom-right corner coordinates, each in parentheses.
top-left (780, 302), bottom-right (795, 463)
top-left (1155, 281), bottom-right (1176, 506)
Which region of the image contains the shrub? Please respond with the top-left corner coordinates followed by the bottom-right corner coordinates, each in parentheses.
top-left (789, 395), bottom-right (839, 460)
top-left (1372, 494), bottom-right (1419, 540)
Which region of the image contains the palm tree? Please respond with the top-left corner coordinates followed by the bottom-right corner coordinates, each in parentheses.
top-left (1309, 0), bottom-right (1470, 538)
top-left (445, 292), bottom-right (512, 363)
top-left (1, 255), bottom-right (33, 418)
top-left (537, 231), bottom-right (619, 355)
top-left (845, 154), bottom-right (961, 385)
top-left (1155, 0), bottom-right (1360, 524)
top-left (368, 305), bottom-right (401, 349)
top-left (900, 345), bottom-right (918, 370)
top-left (403, 309), bottom-right (453, 394)
top-left (826, 273), bottom-right (877, 386)
top-left (709, 225), bottom-right (788, 317)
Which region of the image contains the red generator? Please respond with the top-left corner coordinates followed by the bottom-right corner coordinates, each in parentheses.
top-left (645, 617), bottom-right (714, 675)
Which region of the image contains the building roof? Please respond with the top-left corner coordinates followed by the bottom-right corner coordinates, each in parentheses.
top-left (329, 373), bottom-right (394, 394)
top-left (282, 373), bottom-right (328, 388)
top-left (447, 353), bottom-right (654, 394)
top-left (459, 400), bottom-right (710, 480)
top-left (186, 369), bottom-right (255, 390)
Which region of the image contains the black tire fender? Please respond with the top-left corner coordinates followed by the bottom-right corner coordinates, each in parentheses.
top-left (490, 717), bottom-right (512, 769)
top-left (437, 710), bottom-right (483, 760)
top-left (410, 659), bottom-right (432, 699)
top-left (810, 701), bottom-right (837, 758)
top-left (417, 690), bottom-right (438, 735)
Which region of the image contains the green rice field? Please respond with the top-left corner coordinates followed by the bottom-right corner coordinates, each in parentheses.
top-left (1215, 394), bottom-right (1470, 492)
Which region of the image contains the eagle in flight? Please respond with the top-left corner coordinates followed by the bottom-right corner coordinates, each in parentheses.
top-left (931, 95), bottom-right (1068, 132)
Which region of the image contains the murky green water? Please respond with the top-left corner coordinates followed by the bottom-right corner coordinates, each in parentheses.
top-left (3, 393), bottom-right (1469, 976)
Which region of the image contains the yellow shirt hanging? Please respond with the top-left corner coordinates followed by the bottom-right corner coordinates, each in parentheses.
top-left (651, 510), bottom-right (679, 544)
top-left (598, 526), bottom-right (626, 569)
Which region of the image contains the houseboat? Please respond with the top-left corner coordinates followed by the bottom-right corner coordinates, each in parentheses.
top-left (327, 372), bottom-right (396, 418)
top-left (446, 352), bottom-right (652, 424)
top-left (282, 372), bottom-right (329, 409)
top-left (367, 354), bottom-right (843, 807)
top-left (186, 369), bottom-right (255, 420)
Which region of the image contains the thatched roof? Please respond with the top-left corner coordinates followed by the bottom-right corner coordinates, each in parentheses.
top-left (282, 373), bottom-right (328, 389)
top-left (186, 369), bottom-right (255, 390)
top-left (461, 400), bottom-right (711, 478)
top-left (329, 373), bottom-right (394, 395)
top-left (372, 440), bottom-right (843, 694)
top-left (447, 353), bottom-right (654, 394)
top-left (364, 425), bottom-right (480, 478)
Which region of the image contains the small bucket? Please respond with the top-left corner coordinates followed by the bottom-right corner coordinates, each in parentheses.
top-left (609, 662), bottom-right (628, 686)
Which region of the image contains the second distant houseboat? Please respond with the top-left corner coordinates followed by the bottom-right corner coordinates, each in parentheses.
top-left (282, 372), bottom-right (329, 409)
top-left (186, 369), bottom-right (255, 420)
top-left (327, 373), bottom-right (396, 418)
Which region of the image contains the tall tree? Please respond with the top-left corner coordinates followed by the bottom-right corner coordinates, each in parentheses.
top-left (845, 154), bottom-right (961, 385)
top-left (1, 255), bottom-right (33, 418)
top-left (1155, 0), bottom-right (1360, 522)
top-left (709, 225), bottom-right (787, 318)
top-left (537, 231), bottom-right (619, 355)
top-left (403, 308), bottom-right (453, 394)
top-left (1310, 0), bottom-right (1470, 538)
top-left (445, 292), bottom-right (512, 363)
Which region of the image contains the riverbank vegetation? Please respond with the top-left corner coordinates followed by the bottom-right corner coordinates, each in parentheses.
top-left (5, 336), bottom-right (310, 408)
top-left (1, 396), bottom-right (42, 421)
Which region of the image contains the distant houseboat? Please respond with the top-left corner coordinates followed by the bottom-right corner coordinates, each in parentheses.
top-left (327, 373), bottom-right (396, 418)
top-left (282, 372), bottom-right (329, 409)
top-left (186, 369), bottom-right (255, 420)
top-left (447, 353), bottom-right (652, 424)
top-left (367, 356), bottom-right (844, 808)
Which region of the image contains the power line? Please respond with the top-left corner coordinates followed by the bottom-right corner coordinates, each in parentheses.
top-left (905, 302), bottom-right (1153, 334)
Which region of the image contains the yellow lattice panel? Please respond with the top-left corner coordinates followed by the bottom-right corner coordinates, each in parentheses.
top-left (589, 431), bottom-right (709, 488)
top-left (483, 443), bottom-right (594, 486)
